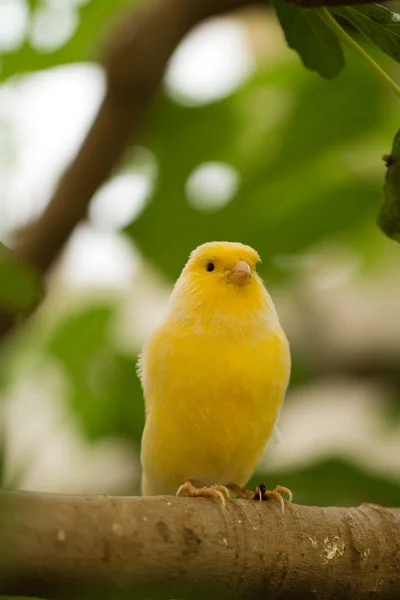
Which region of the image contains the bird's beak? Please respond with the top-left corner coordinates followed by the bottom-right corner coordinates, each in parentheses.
top-left (228, 260), bottom-right (251, 286)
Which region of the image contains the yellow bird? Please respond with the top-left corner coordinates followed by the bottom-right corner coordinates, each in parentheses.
top-left (138, 241), bottom-right (292, 513)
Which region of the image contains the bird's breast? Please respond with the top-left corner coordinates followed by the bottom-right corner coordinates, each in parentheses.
top-left (141, 323), bottom-right (290, 489)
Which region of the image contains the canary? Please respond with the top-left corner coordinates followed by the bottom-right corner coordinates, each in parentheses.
top-left (138, 241), bottom-right (292, 513)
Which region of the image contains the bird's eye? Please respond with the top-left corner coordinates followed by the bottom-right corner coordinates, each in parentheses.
top-left (206, 262), bottom-right (215, 272)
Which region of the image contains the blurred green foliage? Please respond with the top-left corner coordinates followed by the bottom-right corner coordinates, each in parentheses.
top-left (0, 251), bottom-right (41, 313)
top-left (249, 457), bottom-right (400, 507)
top-left (0, 0), bottom-right (137, 82)
top-left (45, 305), bottom-right (144, 444)
top-left (128, 50), bottom-right (383, 282)
top-left (0, 0), bottom-right (400, 511)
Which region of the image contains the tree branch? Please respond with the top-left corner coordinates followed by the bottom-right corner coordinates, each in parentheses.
top-left (0, 490), bottom-right (399, 599)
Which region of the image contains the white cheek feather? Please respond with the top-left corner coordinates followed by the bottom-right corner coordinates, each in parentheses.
top-left (136, 351), bottom-right (144, 382)
top-left (272, 423), bottom-right (283, 444)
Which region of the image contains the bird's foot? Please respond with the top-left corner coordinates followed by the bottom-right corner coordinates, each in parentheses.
top-left (227, 482), bottom-right (292, 515)
top-left (176, 480), bottom-right (231, 509)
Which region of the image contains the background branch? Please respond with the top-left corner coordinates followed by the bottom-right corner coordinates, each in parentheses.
top-left (0, 0), bottom-right (264, 341)
top-left (0, 491), bottom-right (399, 599)
top-left (0, 0), bottom-right (381, 341)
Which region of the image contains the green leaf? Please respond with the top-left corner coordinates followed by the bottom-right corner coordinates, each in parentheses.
top-left (0, 0), bottom-right (137, 82)
top-left (378, 128), bottom-right (400, 241)
top-left (0, 251), bottom-right (41, 313)
top-left (331, 4), bottom-right (400, 63)
top-left (272, 0), bottom-right (344, 79)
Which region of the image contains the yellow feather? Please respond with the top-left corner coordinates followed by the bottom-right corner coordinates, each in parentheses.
top-left (139, 241), bottom-right (290, 496)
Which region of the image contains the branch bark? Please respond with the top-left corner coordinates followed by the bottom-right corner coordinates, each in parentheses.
top-left (0, 490), bottom-right (399, 599)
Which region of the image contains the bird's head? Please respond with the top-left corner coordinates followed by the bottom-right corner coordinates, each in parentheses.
top-left (184, 241), bottom-right (260, 288)
top-left (168, 242), bottom-right (277, 335)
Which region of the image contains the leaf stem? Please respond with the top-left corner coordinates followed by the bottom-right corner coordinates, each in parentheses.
top-left (319, 7), bottom-right (400, 99)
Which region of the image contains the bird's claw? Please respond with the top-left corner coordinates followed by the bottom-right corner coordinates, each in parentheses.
top-left (227, 482), bottom-right (293, 515)
top-left (253, 482), bottom-right (293, 515)
top-left (176, 480), bottom-right (231, 509)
